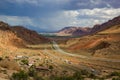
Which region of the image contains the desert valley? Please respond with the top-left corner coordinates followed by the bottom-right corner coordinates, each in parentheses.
top-left (0, 0), bottom-right (120, 80)
top-left (0, 15), bottom-right (120, 80)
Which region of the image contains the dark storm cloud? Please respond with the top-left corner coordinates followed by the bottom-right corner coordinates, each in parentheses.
top-left (0, 0), bottom-right (119, 17)
top-left (0, 0), bottom-right (120, 32)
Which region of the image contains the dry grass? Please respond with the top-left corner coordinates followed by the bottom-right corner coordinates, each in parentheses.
top-left (0, 59), bottom-right (20, 71)
top-left (99, 25), bottom-right (120, 34)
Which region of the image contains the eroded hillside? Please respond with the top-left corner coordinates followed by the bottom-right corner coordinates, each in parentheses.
top-left (0, 21), bottom-right (25, 50)
top-left (59, 16), bottom-right (120, 59)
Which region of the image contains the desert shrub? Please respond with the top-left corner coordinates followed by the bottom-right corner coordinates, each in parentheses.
top-left (0, 57), bottom-right (3, 61)
top-left (28, 65), bottom-right (36, 77)
top-left (88, 73), bottom-right (96, 79)
top-left (80, 69), bottom-right (89, 75)
top-left (28, 65), bottom-right (44, 80)
top-left (11, 70), bottom-right (29, 80)
top-left (98, 78), bottom-right (105, 80)
top-left (112, 77), bottom-right (120, 80)
top-left (62, 70), bottom-right (68, 75)
top-left (49, 65), bottom-right (53, 70)
top-left (73, 71), bottom-right (84, 80)
top-left (21, 59), bottom-right (29, 65)
top-left (80, 69), bottom-right (97, 78)
top-left (110, 72), bottom-right (120, 77)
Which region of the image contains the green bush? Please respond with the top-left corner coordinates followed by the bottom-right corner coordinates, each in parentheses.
top-left (110, 72), bottom-right (120, 77)
top-left (21, 59), bottom-right (29, 65)
top-left (80, 69), bottom-right (89, 75)
top-left (73, 71), bottom-right (84, 80)
top-left (88, 73), bottom-right (96, 79)
top-left (49, 65), bottom-right (53, 70)
top-left (11, 70), bottom-right (29, 80)
top-left (112, 77), bottom-right (120, 80)
top-left (28, 66), bottom-right (44, 80)
top-left (28, 66), bottom-right (36, 77)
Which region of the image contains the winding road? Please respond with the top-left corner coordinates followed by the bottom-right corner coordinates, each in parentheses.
top-left (52, 41), bottom-right (120, 63)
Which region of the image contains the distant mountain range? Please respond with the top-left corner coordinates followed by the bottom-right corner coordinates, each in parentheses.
top-left (55, 27), bottom-right (91, 36)
top-left (56, 15), bottom-right (120, 36)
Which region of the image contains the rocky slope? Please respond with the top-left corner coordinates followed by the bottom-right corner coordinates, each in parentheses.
top-left (61, 16), bottom-right (120, 59)
top-left (90, 15), bottom-right (120, 34)
top-left (72, 27), bottom-right (91, 36)
top-left (0, 21), bottom-right (49, 52)
top-left (0, 21), bottom-right (25, 49)
top-left (11, 26), bottom-right (49, 44)
top-left (98, 24), bottom-right (120, 34)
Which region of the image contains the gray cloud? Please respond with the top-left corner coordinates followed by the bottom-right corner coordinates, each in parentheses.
top-left (0, 0), bottom-right (120, 32)
top-left (64, 0), bottom-right (120, 10)
top-left (0, 8), bottom-right (120, 32)
top-left (3, 0), bottom-right (120, 10)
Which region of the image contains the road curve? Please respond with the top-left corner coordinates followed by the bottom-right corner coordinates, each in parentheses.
top-left (52, 41), bottom-right (120, 63)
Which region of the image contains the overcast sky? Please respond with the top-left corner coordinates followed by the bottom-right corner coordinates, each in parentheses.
top-left (0, 0), bottom-right (120, 32)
